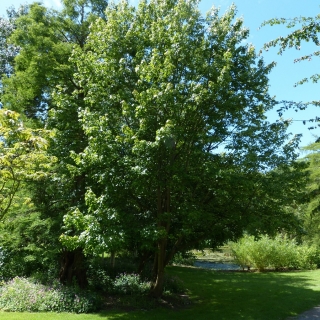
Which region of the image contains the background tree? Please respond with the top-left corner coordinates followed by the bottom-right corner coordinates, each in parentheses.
top-left (0, 109), bottom-right (54, 221)
top-left (0, 0), bottom-right (108, 287)
top-left (295, 142), bottom-right (320, 247)
top-left (0, 108), bottom-right (56, 278)
top-left (60, 0), bottom-right (308, 297)
top-left (262, 7), bottom-right (320, 248)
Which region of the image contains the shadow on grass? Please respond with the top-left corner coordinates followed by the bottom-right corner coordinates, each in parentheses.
top-left (96, 267), bottom-right (320, 320)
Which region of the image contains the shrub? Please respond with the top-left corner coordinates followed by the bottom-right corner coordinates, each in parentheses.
top-left (230, 234), bottom-right (318, 271)
top-left (112, 273), bottom-right (151, 295)
top-left (249, 235), bottom-right (275, 271)
top-left (0, 277), bottom-right (102, 313)
top-left (163, 274), bottom-right (186, 294)
top-left (87, 266), bottom-right (113, 293)
top-left (171, 252), bottom-right (196, 266)
top-left (229, 235), bottom-right (255, 270)
top-left (269, 236), bottom-right (297, 270)
top-left (295, 245), bottom-right (318, 270)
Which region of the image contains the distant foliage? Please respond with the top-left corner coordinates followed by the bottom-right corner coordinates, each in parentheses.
top-left (230, 235), bottom-right (319, 271)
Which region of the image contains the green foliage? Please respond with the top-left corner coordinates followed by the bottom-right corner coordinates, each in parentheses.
top-left (0, 0), bottom-right (109, 287)
top-left (87, 266), bottom-right (113, 293)
top-left (1, 1), bottom-right (107, 119)
top-left (59, 0), bottom-right (307, 297)
top-left (0, 125), bottom-right (59, 280)
top-left (171, 252), bottom-right (196, 266)
top-left (262, 9), bottom-right (320, 112)
top-left (297, 142), bottom-right (320, 248)
top-left (0, 203), bottom-right (60, 280)
top-left (230, 234), bottom-right (318, 271)
top-left (295, 245), bottom-right (320, 270)
top-left (4, 267), bottom-right (320, 319)
top-left (163, 274), bottom-right (186, 294)
top-left (229, 236), bottom-right (254, 270)
top-left (0, 277), bottom-right (101, 313)
top-left (0, 109), bottom-right (55, 221)
top-left (0, 0), bottom-right (310, 297)
top-left (0, 8), bottom-right (21, 78)
top-left (86, 255), bottom-right (185, 296)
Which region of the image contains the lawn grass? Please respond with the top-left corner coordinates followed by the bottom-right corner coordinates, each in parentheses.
top-left (2, 266), bottom-right (320, 319)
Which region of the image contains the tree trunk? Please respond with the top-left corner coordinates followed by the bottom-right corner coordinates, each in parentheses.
top-left (150, 239), bottom-right (166, 298)
top-left (151, 156), bottom-right (172, 298)
top-left (59, 248), bottom-right (88, 288)
top-left (152, 250), bottom-right (158, 280)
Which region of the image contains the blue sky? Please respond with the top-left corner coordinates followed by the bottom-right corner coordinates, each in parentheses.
top-left (0, 0), bottom-right (319, 149)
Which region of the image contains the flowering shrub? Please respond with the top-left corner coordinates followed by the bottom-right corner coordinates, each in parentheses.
top-left (0, 277), bottom-right (101, 313)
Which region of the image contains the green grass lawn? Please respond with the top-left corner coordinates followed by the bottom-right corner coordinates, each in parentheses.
top-left (3, 266), bottom-right (320, 319)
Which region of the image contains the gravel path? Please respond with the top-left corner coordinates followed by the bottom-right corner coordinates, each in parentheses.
top-left (286, 306), bottom-right (320, 319)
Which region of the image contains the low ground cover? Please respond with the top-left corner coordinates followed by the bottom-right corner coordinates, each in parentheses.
top-left (2, 266), bottom-right (320, 319)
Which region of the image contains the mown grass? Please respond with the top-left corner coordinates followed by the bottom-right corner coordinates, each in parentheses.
top-left (3, 266), bottom-right (320, 319)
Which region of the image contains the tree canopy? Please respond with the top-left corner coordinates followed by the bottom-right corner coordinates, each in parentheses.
top-left (56, 0), bottom-right (308, 297)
